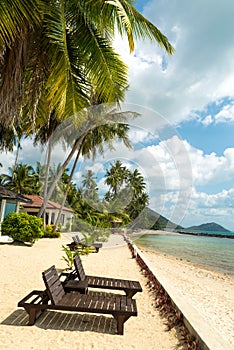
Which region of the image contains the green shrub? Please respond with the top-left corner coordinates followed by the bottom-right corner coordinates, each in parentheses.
top-left (1, 212), bottom-right (44, 245)
top-left (43, 225), bottom-right (61, 238)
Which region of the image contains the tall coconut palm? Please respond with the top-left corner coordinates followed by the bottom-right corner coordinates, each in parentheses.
top-left (105, 160), bottom-right (130, 199)
top-left (0, 0), bottom-right (174, 126)
top-left (1, 163), bottom-right (38, 194)
top-left (126, 169), bottom-right (149, 219)
top-left (37, 105), bottom-right (136, 218)
top-left (128, 169), bottom-right (146, 198)
top-left (82, 170), bottom-right (99, 202)
top-left (52, 121), bottom-right (132, 229)
top-left (104, 162), bottom-right (149, 220)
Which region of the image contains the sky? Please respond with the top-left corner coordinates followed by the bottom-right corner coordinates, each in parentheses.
top-left (1, 0), bottom-right (234, 230)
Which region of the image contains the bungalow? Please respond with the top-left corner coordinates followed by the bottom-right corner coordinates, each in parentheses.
top-left (0, 185), bottom-right (32, 238)
top-left (20, 195), bottom-right (74, 231)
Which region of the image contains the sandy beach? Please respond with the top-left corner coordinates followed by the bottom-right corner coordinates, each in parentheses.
top-left (140, 248), bottom-right (234, 348)
top-left (129, 230), bottom-right (234, 348)
top-left (0, 232), bottom-right (233, 349)
top-left (0, 234), bottom-right (179, 350)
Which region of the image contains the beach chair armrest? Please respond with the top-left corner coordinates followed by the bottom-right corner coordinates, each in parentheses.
top-left (18, 290), bottom-right (48, 307)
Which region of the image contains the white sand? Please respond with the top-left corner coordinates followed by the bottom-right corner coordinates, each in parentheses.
top-left (0, 235), bottom-right (179, 350)
top-left (127, 229), bottom-right (234, 348)
top-left (138, 246), bottom-right (234, 349)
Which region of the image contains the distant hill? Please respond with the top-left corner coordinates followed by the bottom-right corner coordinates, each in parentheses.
top-left (187, 222), bottom-right (230, 232)
top-left (128, 207), bottom-right (183, 230)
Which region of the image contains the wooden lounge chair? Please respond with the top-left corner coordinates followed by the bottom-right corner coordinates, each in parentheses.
top-left (63, 255), bottom-right (142, 299)
top-left (67, 235), bottom-right (102, 253)
top-left (18, 265), bottom-right (137, 335)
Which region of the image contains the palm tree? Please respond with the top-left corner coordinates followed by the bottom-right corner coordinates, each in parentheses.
top-left (105, 160), bottom-right (130, 199)
top-left (1, 163), bottom-right (38, 194)
top-left (128, 169), bottom-right (146, 198)
top-left (0, 0), bottom-right (174, 126)
top-left (82, 170), bottom-right (99, 202)
top-left (104, 162), bottom-right (149, 220)
top-left (52, 120), bottom-right (133, 230)
top-left (1, 1), bottom-right (175, 223)
top-left (37, 105), bottom-right (136, 218)
top-left (125, 169), bottom-right (149, 219)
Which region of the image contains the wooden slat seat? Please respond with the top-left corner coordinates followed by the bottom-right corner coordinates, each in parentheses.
top-left (18, 265), bottom-right (137, 335)
top-left (63, 255), bottom-right (142, 299)
top-left (67, 235), bottom-right (102, 253)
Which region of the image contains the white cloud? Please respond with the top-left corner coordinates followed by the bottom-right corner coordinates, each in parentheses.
top-left (214, 102), bottom-right (234, 123)
top-left (115, 0), bottom-right (234, 125)
top-left (0, 151), bottom-right (16, 173)
top-left (180, 188), bottom-right (234, 230)
top-left (84, 162), bottom-right (105, 175)
top-left (202, 115), bottom-right (213, 126)
top-left (186, 144), bottom-right (234, 186)
top-left (96, 177), bottom-right (109, 197)
top-left (128, 128), bottom-right (154, 144)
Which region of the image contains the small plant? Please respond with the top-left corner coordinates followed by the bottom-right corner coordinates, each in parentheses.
top-left (43, 224), bottom-right (61, 238)
top-left (61, 245), bottom-right (79, 270)
top-left (1, 212), bottom-right (43, 245)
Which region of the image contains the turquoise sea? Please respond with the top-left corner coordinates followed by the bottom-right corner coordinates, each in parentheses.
top-left (134, 231), bottom-right (234, 276)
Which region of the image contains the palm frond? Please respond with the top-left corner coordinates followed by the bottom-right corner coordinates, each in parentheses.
top-left (43, 1), bottom-right (89, 121)
top-left (81, 0), bottom-right (174, 54)
top-left (105, 0), bottom-right (175, 54)
top-left (73, 18), bottom-right (128, 103)
top-left (0, 0), bottom-right (42, 47)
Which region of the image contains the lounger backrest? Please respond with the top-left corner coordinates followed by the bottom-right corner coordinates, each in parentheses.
top-left (73, 235), bottom-right (81, 245)
top-left (74, 255), bottom-right (86, 281)
top-left (42, 265), bottom-right (65, 305)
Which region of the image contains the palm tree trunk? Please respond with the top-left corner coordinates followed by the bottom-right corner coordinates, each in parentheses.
top-left (14, 140), bottom-right (21, 168)
top-left (53, 147), bottom-right (82, 231)
top-left (41, 136), bottom-right (52, 229)
top-left (37, 132), bottom-right (88, 218)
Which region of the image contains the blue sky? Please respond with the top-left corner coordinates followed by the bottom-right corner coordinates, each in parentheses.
top-left (117, 0), bottom-right (234, 230)
top-left (0, 0), bottom-right (234, 230)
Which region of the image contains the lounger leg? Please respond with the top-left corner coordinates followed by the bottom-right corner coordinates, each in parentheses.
top-left (114, 315), bottom-right (131, 335)
top-left (125, 290), bottom-right (135, 298)
top-left (28, 308), bottom-right (37, 325)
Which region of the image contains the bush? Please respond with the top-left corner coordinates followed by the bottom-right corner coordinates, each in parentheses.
top-left (1, 212), bottom-right (44, 245)
top-left (43, 224), bottom-right (61, 238)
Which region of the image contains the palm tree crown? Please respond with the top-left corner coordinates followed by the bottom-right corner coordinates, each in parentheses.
top-left (0, 0), bottom-right (174, 126)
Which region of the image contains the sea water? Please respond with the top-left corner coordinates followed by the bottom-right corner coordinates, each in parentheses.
top-left (134, 232), bottom-right (234, 276)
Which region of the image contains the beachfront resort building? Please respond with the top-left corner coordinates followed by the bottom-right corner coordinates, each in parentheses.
top-left (0, 186), bottom-right (74, 234)
top-left (0, 185), bottom-right (33, 241)
top-left (0, 185), bottom-right (32, 227)
top-left (20, 195), bottom-right (74, 231)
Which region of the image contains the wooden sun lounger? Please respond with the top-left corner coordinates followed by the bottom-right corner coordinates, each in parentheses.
top-left (63, 255), bottom-right (142, 299)
top-left (67, 235), bottom-right (102, 252)
top-left (18, 265), bottom-right (137, 335)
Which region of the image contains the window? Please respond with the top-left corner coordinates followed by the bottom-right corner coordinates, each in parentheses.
top-left (60, 214), bottom-right (65, 225)
top-left (4, 201), bottom-right (17, 218)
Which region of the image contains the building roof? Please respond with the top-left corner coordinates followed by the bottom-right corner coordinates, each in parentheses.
top-left (22, 195), bottom-right (74, 213)
top-left (0, 185), bottom-right (32, 203)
